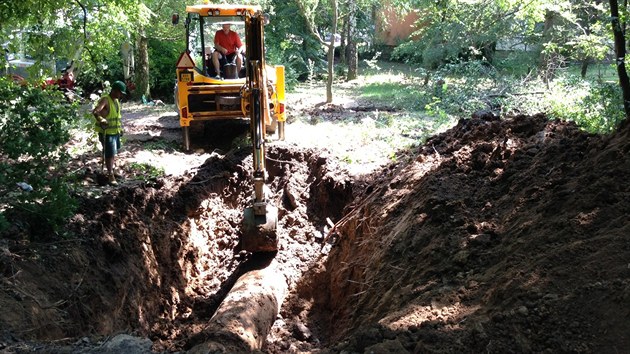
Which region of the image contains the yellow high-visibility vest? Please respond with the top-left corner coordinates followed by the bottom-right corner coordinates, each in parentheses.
top-left (95, 95), bottom-right (122, 135)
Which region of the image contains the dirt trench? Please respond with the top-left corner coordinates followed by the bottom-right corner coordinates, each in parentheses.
top-left (0, 142), bottom-right (355, 352)
top-left (2, 109), bottom-right (630, 353)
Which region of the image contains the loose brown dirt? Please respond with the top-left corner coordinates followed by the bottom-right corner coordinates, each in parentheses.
top-left (1, 83), bottom-right (629, 354)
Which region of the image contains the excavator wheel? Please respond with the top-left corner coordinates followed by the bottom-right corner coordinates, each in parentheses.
top-left (241, 205), bottom-right (278, 253)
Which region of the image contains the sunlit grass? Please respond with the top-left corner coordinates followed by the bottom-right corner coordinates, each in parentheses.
top-left (128, 161), bottom-right (165, 181)
top-left (143, 139), bottom-right (180, 152)
top-left (360, 82), bottom-right (424, 110)
top-left (286, 108), bottom-right (454, 174)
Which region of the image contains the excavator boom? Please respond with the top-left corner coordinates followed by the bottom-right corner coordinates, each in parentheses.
top-left (240, 12), bottom-right (278, 253)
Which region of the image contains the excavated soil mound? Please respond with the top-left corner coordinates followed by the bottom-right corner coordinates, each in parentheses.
top-left (286, 113), bottom-right (630, 353)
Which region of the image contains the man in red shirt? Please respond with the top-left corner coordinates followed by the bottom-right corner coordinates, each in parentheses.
top-left (212, 23), bottom-right (245, 79)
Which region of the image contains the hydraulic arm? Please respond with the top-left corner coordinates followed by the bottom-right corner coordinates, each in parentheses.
top-left (241, 12), bottom-right (278, 252)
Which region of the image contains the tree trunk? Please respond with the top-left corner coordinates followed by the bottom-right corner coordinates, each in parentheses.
top-left (346, 0), bottom-right (358, 81)
top-left (610, 0), bottom-right (630, 128)
top-left (538, 10), bottom-right (557, 85)
top-left (577, 3), bottom-right (595, 79)
top-left (481, 42), bottom-right (495, 64)
top-left (135, 34), bottom-right (150, 100)
top-left (340, 20), bottom-right (347, 66)
top-left (326, 0), bottom-right (338, 103)
top-left (580, 60), bottom-right (589, 79)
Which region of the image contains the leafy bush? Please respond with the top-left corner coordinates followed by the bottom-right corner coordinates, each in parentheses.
top-left (492, 72), bottom-right (624, 134)
top-left (576, 82), bottom-right (624, 133)
top-left (148, 38), bottom-right (181, 102)
top-left (494, 50), bottom-right (539, 77)
top-left (391, 40), bottom-right (424, 64)
top-left (0, 77), bottom-right (79, 238)
top-left (536, 76), bottom-right (624, 134)
top-left (410, 60), bottom-right (500, 118)
top-left (265, 0), bottom-right (328, 85)
top-left (76, 56), bottom-right (125, 97)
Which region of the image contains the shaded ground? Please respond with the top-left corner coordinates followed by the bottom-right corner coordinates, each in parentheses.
top-left (1, 84), bottom-right (629, 353)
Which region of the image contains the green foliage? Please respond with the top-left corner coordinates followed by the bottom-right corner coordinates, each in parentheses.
top-left (143, 139), bottom-right (179, 152)
top-left (389, 0), bottom-right (518, 68)
top-left (360, 57), bottom-right (623, 135)
top-left (391, 40), bottom-right (424, 64)
top-left (0, 77), bottom-right (79, 237)
top-left (148, 38), bottom-right (181, 101)
top-left (77, 57), bottom-right (126, 95)
top-left (0, 213), bottom-right (8, 234)
top-left (265, 0), bottom-right (327, 84)
top-left (128, 162), bottom-right (165, 181)
top-left (389, 0), bottom-right (610, 80)
top-left (361, 60), bottom-right (497, 117)
top-left (74, 5), bottom-right (134, 93)
top-left (577, 82), bottom-right (625, 133)
top-left (493, 50), bottom-right (538, 77)
top-left (570, 23), bottom-right (610, 63)
top-left (2, 0), bottom-right (142, 85)
top-left (502, 73), bottom-right (625, 134)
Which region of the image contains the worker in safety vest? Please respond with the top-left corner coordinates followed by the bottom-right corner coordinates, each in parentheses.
top-left (92, 80), bottom-right (127, 185)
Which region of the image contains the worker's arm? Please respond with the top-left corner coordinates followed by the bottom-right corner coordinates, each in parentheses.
top-left (214, 35), bottom-right (227, 55)
top-left (92, 97), bottom-right (109, 126)
top-left (235, 34), bottom-right (244, 54)
top-left (235, 32), bottom-right (243, 49)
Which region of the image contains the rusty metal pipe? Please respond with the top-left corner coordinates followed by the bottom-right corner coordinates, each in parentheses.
top-left (188, 260), bottom-right (287, 353)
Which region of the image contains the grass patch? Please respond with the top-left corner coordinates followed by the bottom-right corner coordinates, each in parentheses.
top-left (564, 62), bottom-right (617, 83)
top-left (360, 82), bottom-right (424, 111)
top-left (143, 139), bottom-right (180, 152)
top-left (128, 162), bottom-right (165, 181)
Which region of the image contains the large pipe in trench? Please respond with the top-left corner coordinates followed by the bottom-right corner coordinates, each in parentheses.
top-left (188, 259), bottom-right (287, 353)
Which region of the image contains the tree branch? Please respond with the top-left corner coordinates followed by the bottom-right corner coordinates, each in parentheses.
top-left (295, 0), bottom-right (331, 48)
top-left (74, 0), bottom-right (99, 69)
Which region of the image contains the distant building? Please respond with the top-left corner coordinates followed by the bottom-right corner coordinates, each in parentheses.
top-left (375, 7), bottom-right (421, 46)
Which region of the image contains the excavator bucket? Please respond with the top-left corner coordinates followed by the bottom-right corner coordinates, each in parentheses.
top-left (241, 205), bottom-right (278, 253)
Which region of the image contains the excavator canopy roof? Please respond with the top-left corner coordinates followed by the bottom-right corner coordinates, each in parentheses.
top-left (185, 4), bottom-right (262, 17)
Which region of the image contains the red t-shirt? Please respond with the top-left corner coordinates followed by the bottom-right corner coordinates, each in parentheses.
top-left (214, 30), bottom-right (243, 55)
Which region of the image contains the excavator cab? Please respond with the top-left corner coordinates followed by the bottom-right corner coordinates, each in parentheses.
top-left (174, 4), bottom-right (286, 252)
top-left (174, 4), bottom-right (286, 150)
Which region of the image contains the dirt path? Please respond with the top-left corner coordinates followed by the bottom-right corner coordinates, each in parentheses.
top-left (1, 83), bottom-right (630, 353)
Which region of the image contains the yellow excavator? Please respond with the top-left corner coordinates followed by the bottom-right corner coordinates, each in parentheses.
top-left (173, 3), bottom-right (285, 252)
